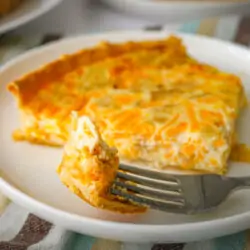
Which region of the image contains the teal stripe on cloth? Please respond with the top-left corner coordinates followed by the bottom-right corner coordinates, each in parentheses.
top-left (63, 233), bottom-right (96, 250)
top-left (178, 21), bottom-right (200, 34)
top-left (213, 231), bottom-right (246, 250)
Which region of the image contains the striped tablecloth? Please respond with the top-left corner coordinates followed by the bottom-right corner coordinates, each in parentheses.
top-left (1, 15), bottom-right (250, 250)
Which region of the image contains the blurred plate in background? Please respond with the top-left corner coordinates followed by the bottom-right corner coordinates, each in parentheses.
top-left (0, 0), bottom-right (63, 34)
top-left (100, 0), bottom-right (250, 23)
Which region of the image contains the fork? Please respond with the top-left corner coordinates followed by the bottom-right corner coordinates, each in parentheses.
top-left (110, 163), bottom-right (250, 214)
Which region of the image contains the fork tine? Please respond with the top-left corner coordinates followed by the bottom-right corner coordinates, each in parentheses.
top-left (110, 186), bottom-right (186, 213)
top-left (113, 179), bottom-right (184, 201)
top-left (119, 163), bottom-right (178, 183)
top-left (117, 170), bottom-right (180, 191)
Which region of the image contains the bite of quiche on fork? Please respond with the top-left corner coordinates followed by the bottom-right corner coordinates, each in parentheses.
top-left (57, 113), bottom-right (145, 213)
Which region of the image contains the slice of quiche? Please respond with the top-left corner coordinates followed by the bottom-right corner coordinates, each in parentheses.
top-left (8, 36), bottom-right (248, 177)
top-left (8, 36), bottom-right (190, 146)
top-left (57, 113), bottom-right (145, 213)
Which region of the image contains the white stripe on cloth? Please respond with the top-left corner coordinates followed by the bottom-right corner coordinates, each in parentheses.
top-left (0, 203), bottom-right (29, 241)
top-left (215, 15), bottom-right (241, 42)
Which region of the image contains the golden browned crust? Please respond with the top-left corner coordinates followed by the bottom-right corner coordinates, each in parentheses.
top-left (8, 36), bottom-right (186, 106)
top-left (58, 159), bottom-right (146, 214)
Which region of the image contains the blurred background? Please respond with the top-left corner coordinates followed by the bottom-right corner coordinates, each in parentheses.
top-left (0, 0), bottom-right (250, 46)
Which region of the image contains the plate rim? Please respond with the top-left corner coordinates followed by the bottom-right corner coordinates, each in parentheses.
top-left (118, 0), bottom-right (250, 7)
top-left (1, 30), bottom-right (250, 242)
top-left (103, 0), bottom-right (250, 8)
top-left (101, 0), bottom-right (250, 23)
top-left (0, 0), bottom-right (63, 34)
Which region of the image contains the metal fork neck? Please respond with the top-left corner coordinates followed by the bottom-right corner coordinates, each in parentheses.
top-left (232, 177), bottom-right (250, 188)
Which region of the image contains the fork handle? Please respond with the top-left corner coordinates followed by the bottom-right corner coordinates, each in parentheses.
top-left (233, 177), bottom-right (250, 188)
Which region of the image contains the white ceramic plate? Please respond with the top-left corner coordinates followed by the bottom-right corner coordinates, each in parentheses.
top-left (0, 0), bottom-right (63, 34)
top-left (1, 31), bottom-right (250, 243)
top-left (101, 0), bottom-right (250, 23)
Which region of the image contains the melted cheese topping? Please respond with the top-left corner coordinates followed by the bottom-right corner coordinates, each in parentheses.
top-left (79, 64), bottom-right (246, 174)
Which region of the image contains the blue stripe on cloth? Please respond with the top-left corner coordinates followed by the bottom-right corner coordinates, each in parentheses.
top-left (63, 233), bottom-right (96, 250)
top-left (178, 21), bottom-right (200, 34)
top-left (213, 231), bottom-right (246, 250)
